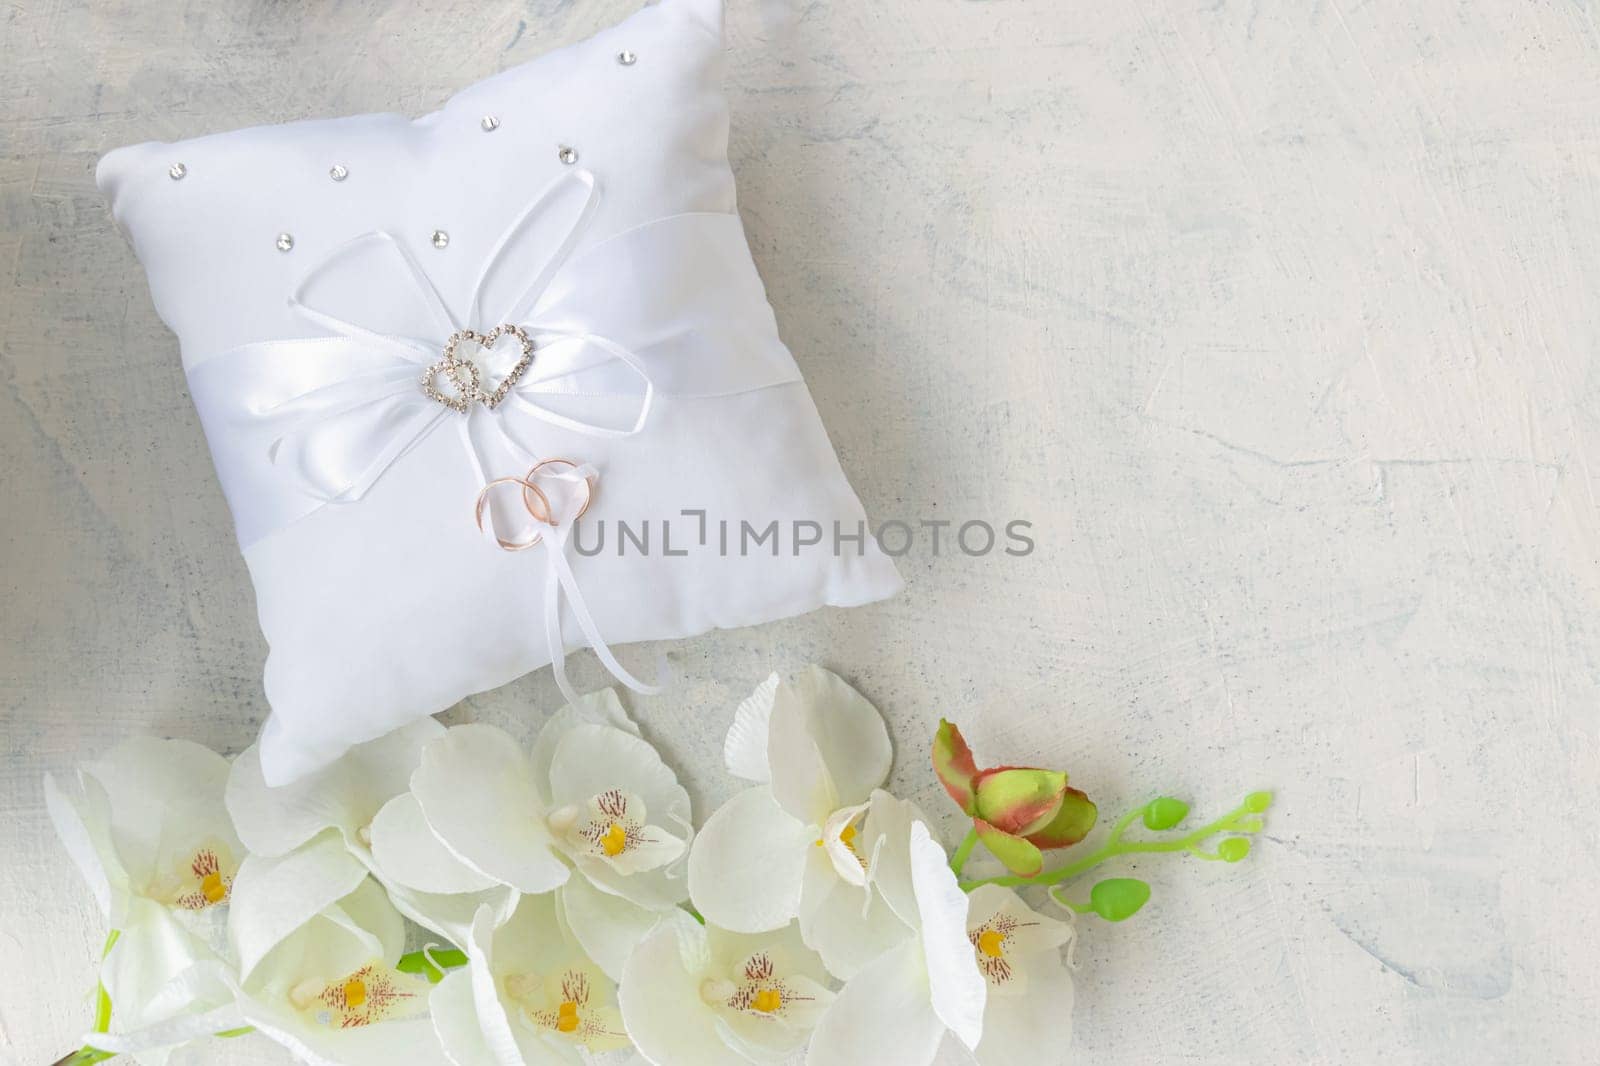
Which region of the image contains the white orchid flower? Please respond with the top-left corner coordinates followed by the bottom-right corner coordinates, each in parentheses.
top-left (230, 866), bottom-right (443, 1066)
top-left (400, 692), bottom-right (692, 978)
top-left (963, 886), bottom-right (1076, 1065)
top-left (226, 718), bottom-right (514, 944)
top-left (45, 738), bottom-right (244, 1062)
top-left (687, 668), bottom-right (914, 977)
top-left (804, 822), bottom-right (986, 1066)
top-left (431, 893), bottom-right (629, 1065)
top-left (620, 912), bottom-right (835, 1066)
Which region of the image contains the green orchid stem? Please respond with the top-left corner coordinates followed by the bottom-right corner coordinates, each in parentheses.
top-left (959, 797), bottom-right (1259, 892)
top-left (1046, 888), bottom-right (1095, 915)
top-left (396, 947), bottom-right (469, 983)
top-left (949, 828), bottom-right (979, 877)
top-left (61, 932), bottom-right (257, 1066)
top-left (94, 930), bottom-right (121, 1033)
top-left (62, 1042), bottom-right (119, 1064)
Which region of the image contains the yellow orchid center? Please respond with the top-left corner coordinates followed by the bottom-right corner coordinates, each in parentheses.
top-left (506, 967), bottom-right (627, 1050)
top-left (815, 822), bottom-right (860, 850)
top-left (977, 929), bottom-right (1006, 959)
top-left (300, 964), bottom-right (415, 1028)
top-left (172, 846), bottom-right (233, 910)
top-left (600, 823), bottom-right (628, 857)
top-left (751, 987), bottom-right (783, 1013)
top-left (200, 870), bottom-right (228, 904)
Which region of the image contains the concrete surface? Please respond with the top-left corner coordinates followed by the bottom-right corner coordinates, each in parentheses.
top-left (3, 1), bottom-right (1598, 1063)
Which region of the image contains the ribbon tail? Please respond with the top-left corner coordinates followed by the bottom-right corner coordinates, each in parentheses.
top-left (543, 517), bottom-right (661, 702)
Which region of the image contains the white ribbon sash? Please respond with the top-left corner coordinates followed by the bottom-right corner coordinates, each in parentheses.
top-left (184, 169), bottom-right (803, 701)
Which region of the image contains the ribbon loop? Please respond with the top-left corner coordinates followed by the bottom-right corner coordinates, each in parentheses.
top-left (183, 171), bottom-right (804, 702)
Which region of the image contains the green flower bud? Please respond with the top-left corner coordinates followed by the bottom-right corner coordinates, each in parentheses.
top-left (1089, 878), bottom-right (1151, 922)
top-left (1243, 791), bottom-right (1273, 813)
top-left (1142, 796), bottom-right (1190, 831)
top-left (1217, 837), bottom-right (1252, 863)
top-left (973, 768), bottom-right (1068, 834)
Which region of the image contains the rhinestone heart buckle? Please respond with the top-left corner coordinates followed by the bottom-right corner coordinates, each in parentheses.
top-left (420, 324), bottom-right (536, 412)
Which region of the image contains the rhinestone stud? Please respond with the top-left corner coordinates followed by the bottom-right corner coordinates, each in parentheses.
top-left (431, 229), bottom-right (450, 249)
top-left (168, 162), bottom-right (187, 180)
top-left (558, 146), bottom-right (578, 165)
top-left (617, 50), bottom-right (637, 65)
top-left (329, 164), bottom-right (348, 182)
top-left (275, 233), bottom-right (294, 252)
top-left (480, 115), bottom-right (500, 133)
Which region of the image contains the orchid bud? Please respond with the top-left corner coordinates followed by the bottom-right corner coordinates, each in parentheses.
top-left (935, 718), bottom-right (1098, 875)
top-left (1142, 797), bottom-right (1190, 831)
top-left (973, 768), bottom-right (1069, 835)
top-left (1217, 837), bottom-right (1251, 863)
top-left (1089, 878), bottom-right (1151, 922)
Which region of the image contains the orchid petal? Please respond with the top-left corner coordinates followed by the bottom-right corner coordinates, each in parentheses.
top-left (83, 737), bottom-right (237, 894)
top-left (228, 719), bottom-right (445, 857)
top-left (768, 667), bottom-right (891, 821)
top-left (1022, 786), bottom-right (1097, 849)
top-left (44, 770), bottom-right (119, 918)
top-left (431, 968), bottom-right (497, 1066)
top-left (100, 899), bottom-right (229, 1043)
top-left (932, 720), bottom-right (981, 816)
top-left (856, 791), bottom-right (927, 931)
top-left (557, 874), bottom-right (664, 982)
top-left (975, 967), bottom-right (1074, 1066)
top-left (383, 879), bottom-right (519, 953)
top-left (546, 723), bottom-right (692, 847)
top-left (228, 833), bottom-right (369, 983)
top-left (724, 672), bottom-right (779, 783)
top-left (797, 844), bottom-right (913, 981)
top-left (790, 667), bottom-right (892, 805)
top-left (486, 893), bottom-right (629, 1057)
top-left (909, 822), bottom-right (985, 1050)
top-left (528, 689), bottom-right (640, 807)
top-left (243, 1006), bottom-right (444, 1066)
top-left (974, 818), bottom-right (1043, 878)
top-left (765, 688), bottom-right (836, 826)
top-left (369, 792), bottom-right (498, 895)
top-left (462, 902), bottom-right (569, 1066)
top-left (619, 913), bottom-right (749, 1066)
top-left (411, 724), bottom-right (568, 894)
top-left (804, 939), bottom-right (945, 1066)
top-left (687, 787), bottom-right (811, 933)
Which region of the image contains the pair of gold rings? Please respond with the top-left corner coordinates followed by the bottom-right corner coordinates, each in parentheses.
top-left (472, 457), bottom-right (594, 552)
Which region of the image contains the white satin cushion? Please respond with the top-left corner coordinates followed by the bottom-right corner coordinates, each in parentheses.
top-left (97, 0), bottom-right (900, 784)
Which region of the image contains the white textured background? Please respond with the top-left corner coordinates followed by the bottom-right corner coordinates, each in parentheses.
top-left (4, 1), bottom-right (1599, 1063)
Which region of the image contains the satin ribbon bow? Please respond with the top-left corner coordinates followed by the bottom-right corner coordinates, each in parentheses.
top-left (185, 168), bottom-right (803, 703)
